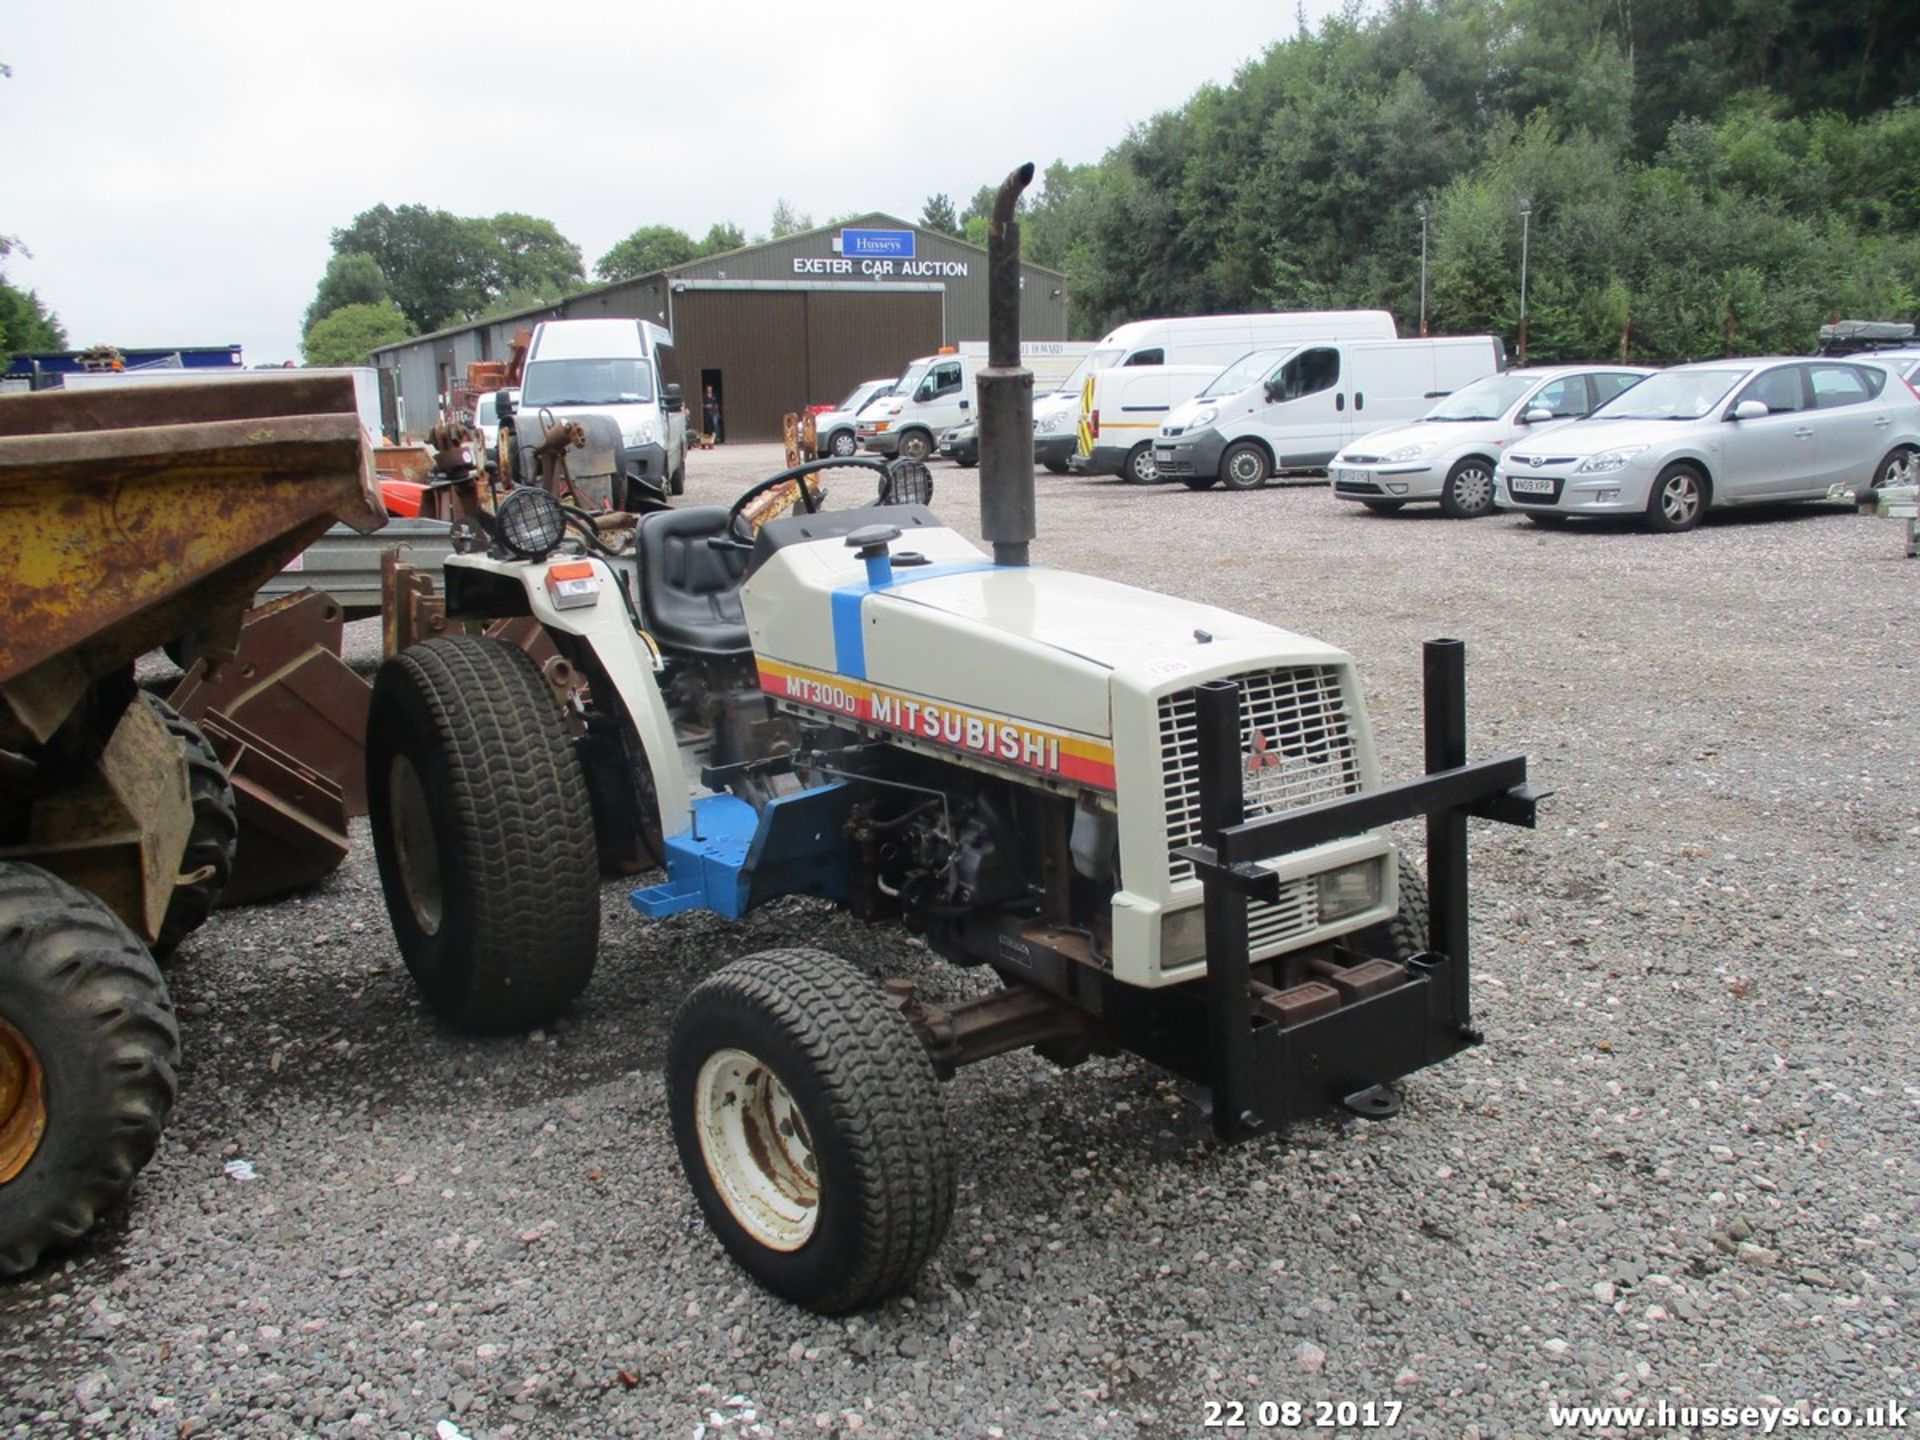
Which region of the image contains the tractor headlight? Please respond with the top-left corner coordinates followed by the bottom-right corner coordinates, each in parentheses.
top-left (495, 487), bottom-right (566, 559)
top-left (1316, 860), bottom-right (1382, 922)
top-left (1161, 906), bottom-right (1207, 965)
top-left (879, 458), bottom-right (934, 507)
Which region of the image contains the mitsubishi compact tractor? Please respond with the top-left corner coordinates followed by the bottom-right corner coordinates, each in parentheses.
top-left (367, 166), bottom-right (1541, 1313)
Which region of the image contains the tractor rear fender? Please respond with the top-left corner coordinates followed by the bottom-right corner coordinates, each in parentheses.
top-left (442, 552), bottom-right (691, 837)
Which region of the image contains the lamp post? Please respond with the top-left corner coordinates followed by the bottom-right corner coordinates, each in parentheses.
top-left (1416, 201), bottom-right (1430, 338)
top-left (1517, 199), bottom-right (1533, 366)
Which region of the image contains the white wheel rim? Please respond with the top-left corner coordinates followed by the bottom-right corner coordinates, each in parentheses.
top-left (388, 755), bottom-right (443, 935)
top-left (694, 1048), bottom-right (819, 1251)
top-left (1228, 450), bottom-right (1263, 485)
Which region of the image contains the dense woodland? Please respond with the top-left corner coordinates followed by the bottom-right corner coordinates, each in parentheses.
top-left (1013, 0), bottom-right (1920, 356)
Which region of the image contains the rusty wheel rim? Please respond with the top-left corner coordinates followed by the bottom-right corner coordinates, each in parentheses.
top-left (0, 1015), bottom-right (47, 1185)
top-left (694, 1048), bottom-right (819, 1252)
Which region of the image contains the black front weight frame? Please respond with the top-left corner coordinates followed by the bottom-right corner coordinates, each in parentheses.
top-left (1172, 638), bottom-right (1544, 1144)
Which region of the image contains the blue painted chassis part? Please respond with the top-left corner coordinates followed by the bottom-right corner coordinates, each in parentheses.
top-left (630, 784), bottom-right (858, 921)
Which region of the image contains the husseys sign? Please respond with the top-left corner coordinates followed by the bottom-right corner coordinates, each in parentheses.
top-left (757, 658), bottom-right (1114, 791)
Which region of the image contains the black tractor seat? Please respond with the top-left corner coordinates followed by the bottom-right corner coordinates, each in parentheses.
top-left (634, 506), bottom-right (751, 656)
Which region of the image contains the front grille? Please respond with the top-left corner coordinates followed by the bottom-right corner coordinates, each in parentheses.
top-left (1158, 667), bottom-right (1361, 886)
top-left (1343, 452), bottom-right (1383, 464)
top-left (1249, 873), bottom-right (1321, 949)
top-left (1162, 425), bottom-right (1185, 438)
top-left (1333, 478), bottom-right (1384, 495)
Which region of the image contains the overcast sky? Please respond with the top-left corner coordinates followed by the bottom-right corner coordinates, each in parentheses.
top-left (3, 2), bottom-right (1350, 364)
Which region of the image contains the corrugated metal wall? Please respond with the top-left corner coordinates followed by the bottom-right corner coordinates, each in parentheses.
top-left (670, 288), bottom-right (942, 443)
top-left (370, 214), bottom-right (1064, 441)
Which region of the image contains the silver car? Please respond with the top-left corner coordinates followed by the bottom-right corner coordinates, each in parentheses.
top-left (1493, 357), bottom-right (1920, 532)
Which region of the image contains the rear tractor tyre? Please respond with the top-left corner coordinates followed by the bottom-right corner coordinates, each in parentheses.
top-left (0, 863), bottom-right (179, 1277)
top-left (1439, 457), bottom-right (1497, 519)
top-left (667, 948), bottom-right (956, 1313)
top-left (1219, 441), bottom-right (1271, 491)
top-left (144, 696), bottom-right (238, 960)
top-left (366, 637), bottom-right (600, 1034)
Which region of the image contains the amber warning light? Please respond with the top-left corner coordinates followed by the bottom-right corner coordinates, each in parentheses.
top-left (544, 560), bottom-right (601, 610)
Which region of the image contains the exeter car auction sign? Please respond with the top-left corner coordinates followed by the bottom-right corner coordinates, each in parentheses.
top-left (793, 227), bottom-right (971, 279)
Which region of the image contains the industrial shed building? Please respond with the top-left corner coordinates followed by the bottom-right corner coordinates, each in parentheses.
top-left (370, 214), bottom-right (1068, 443)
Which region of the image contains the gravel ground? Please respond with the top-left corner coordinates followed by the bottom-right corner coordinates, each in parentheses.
top-left (4, 442), bottom-right (1915, 1438)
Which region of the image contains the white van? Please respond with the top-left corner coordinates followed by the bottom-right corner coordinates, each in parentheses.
top-left (1155, 336), bottom-right (1506, 489)
top-left (1081, 310), bottom-right (1398, 373)
top-left (515, 317), bottom-right (687, 497)
top-left (1067, 311), bottom-right (1402, 480)
top-left (1071, 366), bottom-right (1221, 482)
top-left (859, 351), bottom-right (986, 461)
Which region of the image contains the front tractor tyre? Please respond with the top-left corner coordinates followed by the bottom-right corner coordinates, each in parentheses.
top-left (367, 637), bottom-right (600, 1034)
top-left (1219, 441), bottom-right (1272, 491)
top-left (667, 949), bottom-right (955, 1313)
top-left (0, 863), bottom-right (179, 1277)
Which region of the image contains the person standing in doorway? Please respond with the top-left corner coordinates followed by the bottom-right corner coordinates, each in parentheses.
top-left (703, 384), bottom-right (722, 444)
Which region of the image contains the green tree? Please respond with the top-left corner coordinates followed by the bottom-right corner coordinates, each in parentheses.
top-left (595, 224), bottom-right (698, 281)
top-left (697, 221), bottom-right (746, 255)
top-left (489, 212), bottom-right (583, 298)
top-left (919, 193), bottom-right (961, 236)
top-left (768, 199), bottom-right (811, 239)
top-left (0, 236), bottom-right (64, 357)
top-left (302, 252), bottom-right (391, 338)
top-left (302, 300), bottom-right (415, 366)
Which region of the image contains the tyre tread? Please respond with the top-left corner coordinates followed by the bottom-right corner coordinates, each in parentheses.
top-left (673, 948), bottom-right (954, 1312)
top-left (372, 638), bottom-right (600, 1032)
top-left (0, 863), bottom-right (179, 1276)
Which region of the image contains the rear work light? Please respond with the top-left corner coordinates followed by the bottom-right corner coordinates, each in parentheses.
top-left (1090, 410), bottom-right (1100, 439)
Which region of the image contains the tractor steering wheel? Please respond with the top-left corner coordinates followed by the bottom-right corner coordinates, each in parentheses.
top-left (723, 457), bottom-right (892, 547)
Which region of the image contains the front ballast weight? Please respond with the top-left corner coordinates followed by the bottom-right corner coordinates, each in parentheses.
top-left (1172, 637), bottom-right (1543, 1144)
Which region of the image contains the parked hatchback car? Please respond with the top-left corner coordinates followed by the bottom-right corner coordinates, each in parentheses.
top-left (1330, 365), bottom-right (1652, 518)
top-left (812, 377), bottom-right (896, 458)
top-left (1493, 357), bottom-right (1920, 532)
top-left (938, 417), bottom-right (978, 467)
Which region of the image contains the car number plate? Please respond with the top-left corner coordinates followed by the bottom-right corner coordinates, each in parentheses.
top-left (1155, 447), bottom-right (1174, 461)
top-left (1508, 474), bottom-right (1556, 495)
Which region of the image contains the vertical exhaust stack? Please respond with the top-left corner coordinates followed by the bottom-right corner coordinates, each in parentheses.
top-left (977, 162), bottom-right (1037, 567)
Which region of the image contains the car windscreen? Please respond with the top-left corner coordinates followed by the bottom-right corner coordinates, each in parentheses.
top-left (1201, 348), bottom-right (1292, 399)
top-left (475, 393), bottom-right (498, 426)
top-left (838, 381), bottom-right (882, 411)
top-left (1084, 347), bottom-right (1126, 375)
top-left (1053, 355), bottom-right (1095, 395)
top-left (1424, 373), bottom-right (1535, 421)
top-left (520, 357), bottom-right (655, 407)
top-left (894, 362), bottom-right (931, 394)
top-left (1591, 369), bottom-right (1741, 420)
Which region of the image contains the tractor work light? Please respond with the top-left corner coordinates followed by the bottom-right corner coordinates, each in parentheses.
top-left (880, 459), bottom-right (934, 507)
top-left (496, 487), bottom-right (566, 559)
